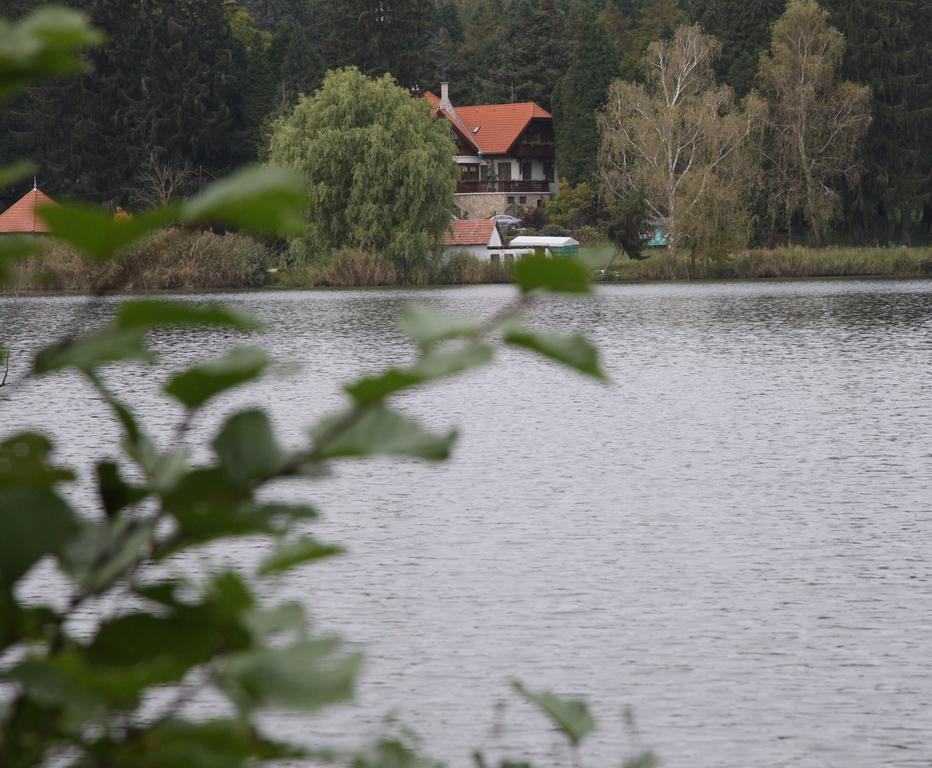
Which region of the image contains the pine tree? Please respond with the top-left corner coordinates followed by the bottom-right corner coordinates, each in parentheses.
top-left (227, 5), bottom-right (278, 159)
top-left (619, 0), bottom-right (683, 76)
top-left (551, 0), bottom-right (619, 183)
top-left (451, 0), bottom-right (512, 105)
top-left (123, 0), bottom-right (241, 193)
top-left (4, 0), bottom-right (245, 205)
top-left (688, 0), bottom-right (784, 95)
top-left (824, 0), bottom-right (932, 243)
top-left (498, 0), bottom-right (567, 110)
top-left (423, 0), bottom-right (464, 87)
top-left (269, 23), bottom-right (324, 106)
top-left (311, 0), bottom-right (436, 88)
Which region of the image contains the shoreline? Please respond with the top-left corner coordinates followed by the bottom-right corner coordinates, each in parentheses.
top-left (3, 271), bottom-right (932, 297)
top-left (4, 243), bottom-right (930, 295)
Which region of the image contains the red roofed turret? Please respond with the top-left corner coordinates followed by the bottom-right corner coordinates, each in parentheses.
top-left (0, 185), bottom-right (57, 234)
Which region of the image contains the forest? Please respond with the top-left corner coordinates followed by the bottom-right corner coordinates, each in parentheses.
top-left (0, 0), bottom-right (930, 251)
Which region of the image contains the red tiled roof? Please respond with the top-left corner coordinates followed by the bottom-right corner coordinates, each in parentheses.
top-left (426, 92), bottom-right (552, 155)
top-left (0, 187), bottom-right (56, 234)
top-left (442, 219), bottom-right (496, 246)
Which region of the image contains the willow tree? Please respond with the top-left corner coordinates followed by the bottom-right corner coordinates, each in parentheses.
top-left (598, 24), bottom-right (763, 255)
top-left (756, 0), bottom-right (871, 243)
top-left (268, 67), bottom-right (457, 276)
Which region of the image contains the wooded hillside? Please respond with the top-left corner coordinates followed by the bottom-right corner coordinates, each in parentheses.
top-left (1, 0), bottom-right (929, 245)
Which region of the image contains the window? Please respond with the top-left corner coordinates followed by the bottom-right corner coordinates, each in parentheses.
top-left (507, 196), bottom-right (515, 204)
top-left (520, 161), bottom-right (532, 181)
top-left (543, 161), bottom-right (555, 182)
top-left (461, 164), bottom-right (480, 183)
top-left (519, 196), bottom-right (527, 205)
top-left (497, 162), bottom-right (512, 181)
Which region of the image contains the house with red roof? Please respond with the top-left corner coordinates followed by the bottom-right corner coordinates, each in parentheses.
top-left (440, 218), bottom-right (503, 260)
top-left (426, 84), bottom-right (558, 220)
top-left (0, 184), bottom-right (57, 235)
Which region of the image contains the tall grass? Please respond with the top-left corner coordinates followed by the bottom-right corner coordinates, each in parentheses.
top-left (270, 250), bottom-right (511, 288)
top-left (10, 237), bottom-right (930, 292)
top-left (8, 229), bottom-right (272, 292)
top-left (603, 246), bottom-right (932, 281)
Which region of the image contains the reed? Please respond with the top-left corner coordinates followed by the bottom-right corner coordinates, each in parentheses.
top-left (8, 229), bottom-right (272, 292)
top-left (603, 246), bottom-right (932, 281)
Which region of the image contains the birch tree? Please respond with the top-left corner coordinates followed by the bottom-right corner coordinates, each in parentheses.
top-left (756, 0), bottom-right (871, 243)
top-left (598, 25), bottom-right (763, 255)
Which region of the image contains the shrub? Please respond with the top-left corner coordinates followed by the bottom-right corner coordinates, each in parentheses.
top-left (574, 225), bottom-right (603, 245)
top-left (539, 223), bottom-right (571, 237)
top-left (521, 205), bottom-right (548, 230)
top-left (9, 229), bottom-right (272, 292)
top-left (546, 179), bottom-right (599, 229)
top-left (437, 252), bottom-right (490, 284)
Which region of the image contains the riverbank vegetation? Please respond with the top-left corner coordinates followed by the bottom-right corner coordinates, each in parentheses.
top-left (601, 246), bottom-right (932, 282)
top-left (6, 230), bottom-right (273, 292)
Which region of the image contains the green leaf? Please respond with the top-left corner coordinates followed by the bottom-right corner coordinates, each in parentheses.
top-left (623, 754), bottom-right (659, 768)
top-left (0, 7), bottom-right (104, 101)
top-left (160, 469), bottom-right (317, 555)
top-left (165, 347), bottom-right (268, 409)
top-left (34, 327), bottom-right (153, 374)
top-left (182, 165), bottom-right (307, 236)
top-left (149, 447), bottom-right (191, 493)
top-left (60, 516), bottom-right (153, 594)
top-left (345, 343), bottom-right (493, 405)
top-left (513, 254), bottom-right (591, 294)
top-left (219, 639), bottom-right (362, 713)
top-left (81, 574), bottom-right (254, 688)
top-left (39, 202), bottom-right (179, 261)
top-left (259, 537), bottom-right (344, 576)
top-left (354, 738), bottom-right (445, 768)
top-left (0, 160), bottom-right (35, 188)
top-left (399, 304), bottom-right (484, 347)
top-left (0, 587), bottom-right (57, 651)
top-left (97, 719), bottom-right (306, 768)
top-left (312, 405), bottom-right (457, 461)
top-left (95, 461), bottom-right (148, 518)
top-left (213, 410), bottom-right (286, 485)
top-left (0, 432), bottom-right (74, 488)
top-left (0, 434), bottom-right (78, 586)
top-left (512, 681), bottom-right (596, 746)
top-left (505, 329), bottom-right (605, 380)
top-left (0, 489), bottom-right (77, 588)
top-left (116, 300), bottom-right (261, 331)
top-left (245, 602), bottom-right (308, 642)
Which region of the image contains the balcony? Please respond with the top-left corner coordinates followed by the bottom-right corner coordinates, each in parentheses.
top-left (456, 180), bottom-right (551, 194)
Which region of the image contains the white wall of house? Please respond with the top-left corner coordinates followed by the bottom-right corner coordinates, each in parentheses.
top-left (443, 244), bottom-right (492, 260)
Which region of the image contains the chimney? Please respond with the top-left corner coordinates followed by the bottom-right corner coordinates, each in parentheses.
top-left (440, 82), bottom-right (453, 112)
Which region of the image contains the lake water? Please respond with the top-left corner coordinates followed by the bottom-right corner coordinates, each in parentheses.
top-left (2, 280), bottom-right (931, 767)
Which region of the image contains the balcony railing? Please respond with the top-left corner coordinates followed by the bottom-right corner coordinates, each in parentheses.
top-left (456, 180), bottom-right (551, 194)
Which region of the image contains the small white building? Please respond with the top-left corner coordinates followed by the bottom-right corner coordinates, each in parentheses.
top-left (507, 235), bottom-right (580, 257)
top-left (441, 219), bottom-right (502, 260)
